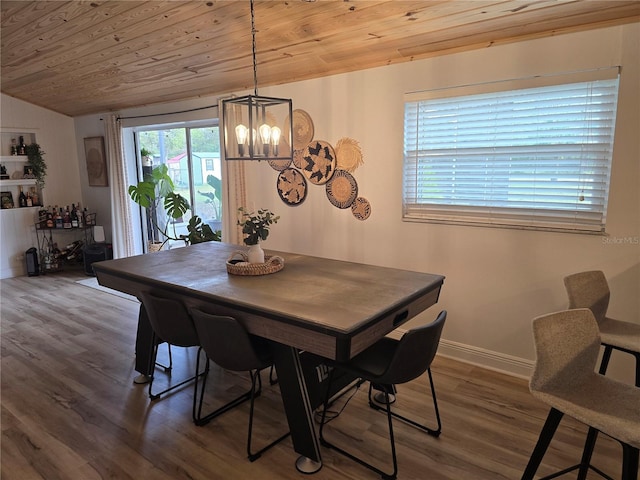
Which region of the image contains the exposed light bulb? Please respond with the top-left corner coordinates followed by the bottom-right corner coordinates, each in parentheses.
top-left (271, 126), bottom-right (281, 156)
top-left (235, 124), bottom-right (248, 156)
top-left (259, 124), bottom-right (272, 155)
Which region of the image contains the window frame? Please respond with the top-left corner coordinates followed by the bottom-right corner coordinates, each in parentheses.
top-left (402, 68), bottom-right (620, 234)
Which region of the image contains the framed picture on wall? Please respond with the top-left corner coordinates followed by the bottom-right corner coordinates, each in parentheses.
top-left (84, 136), bottom-right (108, 187)
top-left (1, 191), bottom-right (14, 209)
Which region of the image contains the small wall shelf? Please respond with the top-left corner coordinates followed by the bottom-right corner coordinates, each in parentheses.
top-left (0, 179), bottom-right (37, 187)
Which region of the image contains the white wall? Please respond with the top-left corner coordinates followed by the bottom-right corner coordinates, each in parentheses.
top-left (71, 24), bottom-right (639, 381)
top-left (73, 115), bottom-right (113, 243)
top-left (0, 95), bottom-right (82, 277)
top-left (1, 94), bottom-right (82, 208)
top-left (247, 24), bottom-right (640, 382)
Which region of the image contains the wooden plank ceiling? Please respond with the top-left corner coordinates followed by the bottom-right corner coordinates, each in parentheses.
top-left (2, 1), bottom-right (639, 117)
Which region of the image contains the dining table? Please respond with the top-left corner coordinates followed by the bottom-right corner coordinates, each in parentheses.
top-left (93, 241), bottom-right (445, 474)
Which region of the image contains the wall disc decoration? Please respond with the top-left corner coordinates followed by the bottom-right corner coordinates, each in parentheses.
top-left (293, 148), bottom-right (306, 169)
top-left (326, 169), bottom-right (358, 209)
top-left (351, 196), bottom-right (371, 220)
top-left (268, 158), bottom-right (292, 171)
top-left (277, 167), bottom-right (307, 206)
top-left (335, 137), bottom-right (364, 173)
top-left (301, 140), bottom-right (336, 185)
top-left (284, 109), bottom-right (315, 150)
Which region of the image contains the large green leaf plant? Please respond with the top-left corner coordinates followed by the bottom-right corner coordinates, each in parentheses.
top-left (128, 164), bottom-right (219, 249)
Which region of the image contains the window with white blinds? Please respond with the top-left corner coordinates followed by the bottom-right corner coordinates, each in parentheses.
top-left (403, 69), bottom-right (620, 233)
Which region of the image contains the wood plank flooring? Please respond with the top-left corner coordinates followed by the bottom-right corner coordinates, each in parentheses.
top-left (1, 271), bottom-right (624, 479)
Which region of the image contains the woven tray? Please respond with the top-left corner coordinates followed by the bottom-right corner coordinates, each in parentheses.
top-left (226, 251), bottom-right (285, 276)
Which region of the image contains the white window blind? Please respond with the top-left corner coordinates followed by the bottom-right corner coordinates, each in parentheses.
top-left (403, 69), bottom-right (620, 233)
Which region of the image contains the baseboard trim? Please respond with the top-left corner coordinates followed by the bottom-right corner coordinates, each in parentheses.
top-left (437, 339), bottom-right (533, 379)
top-left (387, 328), bottom-right (533, 379)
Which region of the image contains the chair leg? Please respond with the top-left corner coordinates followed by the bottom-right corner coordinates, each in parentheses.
top-left (319, 371), bottom-right (398, 480)
top-left (579, 345), bottom-right (640, 479)
top-left (576, 427), bottom-right (599, 480)
top-left (154, 342), bottom-right (172, 372)
top-left (521, 408), bottom-right (564, 480)
top-left (368, 368), bottom-right (442, 437)
top-left (269, 364), bottom-right (278, 385)
top-left (621, 443), bottom-right (639, 480)
top-left (598, 345), bottom-right (613, 375)
top-left (192, 347), bottom-right (210, 423)
top-left (246, 370), bottom-right (291, 462)
top-left (149, 341), bottom-right (206, 401)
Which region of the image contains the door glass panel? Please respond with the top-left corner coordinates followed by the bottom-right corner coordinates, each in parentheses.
top-left (137, 124), bottom-right (221, 250)
top-left (190, 126), bottom-right (222, 233)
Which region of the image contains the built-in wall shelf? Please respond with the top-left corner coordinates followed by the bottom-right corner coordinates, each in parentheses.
top-left (0, 128), bottom-right (42, 278)
top-left (0, 179), bottom-right (37, 187)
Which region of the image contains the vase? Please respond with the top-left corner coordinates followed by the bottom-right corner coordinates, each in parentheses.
top-left (247, 243), bottom-right (265, 264)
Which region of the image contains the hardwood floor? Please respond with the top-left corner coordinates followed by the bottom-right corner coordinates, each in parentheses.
top-left (1, 271), bottom-right (624, 479)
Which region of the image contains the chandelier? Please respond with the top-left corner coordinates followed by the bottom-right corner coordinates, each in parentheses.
top-left (221, 0), bottom-right (293, 161)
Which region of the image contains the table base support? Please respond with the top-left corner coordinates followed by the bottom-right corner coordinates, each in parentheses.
top-left (133, 374), bottom-right (150, 385)
top-left (373, 391), bottom-right (396, 404)
top-left (296, 455), bottom-right (322, 474)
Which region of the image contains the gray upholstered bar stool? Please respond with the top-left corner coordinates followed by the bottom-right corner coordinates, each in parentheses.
top-left (564, 270), bottom-right (640, 478)
top-left (522, 309), bottom-right (640, 480)
top-left (564, 270), bottom-right (640, 386)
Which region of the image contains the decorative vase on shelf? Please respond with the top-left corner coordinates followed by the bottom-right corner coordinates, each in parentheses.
top-left (247, 243), bottom-right (264, 264)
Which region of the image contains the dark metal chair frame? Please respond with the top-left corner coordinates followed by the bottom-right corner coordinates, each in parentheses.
top-left (190, 307), bottom-right (290, 462)
top-left (319, 310), bottom-right (447, 480)
top-left (138, 291), bottom-right (207, 415)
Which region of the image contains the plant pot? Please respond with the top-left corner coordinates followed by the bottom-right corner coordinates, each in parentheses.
top-left (148, 241), bottom-right (164, 253)
top-left (247, 243), bottom-right (264, 264)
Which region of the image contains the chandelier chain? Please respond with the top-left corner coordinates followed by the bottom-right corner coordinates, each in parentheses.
top-left (251, 0), bottom-right (258, 96)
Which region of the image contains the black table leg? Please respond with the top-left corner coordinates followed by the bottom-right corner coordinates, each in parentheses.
top-left (271, 343), bottom-right (323, 474)
top-left (134, 304), bottom-right (155, 377)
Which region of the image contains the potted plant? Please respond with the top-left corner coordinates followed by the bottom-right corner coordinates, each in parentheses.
top-left (25, 143), bottom-right (47, 189)
top-left (128, 164), bottom-right (218, 250)
top-left (237, 207), bottom-right (279, 263)
top-left (140, 148), bottom-right (153, 167)
top-left (185, 215), bottom-right (221, 244)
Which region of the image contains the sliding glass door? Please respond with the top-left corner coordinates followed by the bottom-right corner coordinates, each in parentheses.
top-left (136, 122), bottom-right (221, 250)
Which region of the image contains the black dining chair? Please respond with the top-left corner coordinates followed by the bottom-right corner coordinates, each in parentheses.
top-left (190, 306), bottom-right (290, 461)
top-left (319, 310), bottom-right (447, 480)
top-left (138, 291), bottom-right (207, 418)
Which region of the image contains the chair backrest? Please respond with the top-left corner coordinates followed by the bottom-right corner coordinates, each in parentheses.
top-left (138, 291), bottom-right (199, 348)
top-left (190, 306), bottom-right (272, 372)
top-left (563, 270), bottom-right (610, 323)
top-left (379, 310), bottom-right (446, 385)
top-left (530, 308), bottom-right (601, 394)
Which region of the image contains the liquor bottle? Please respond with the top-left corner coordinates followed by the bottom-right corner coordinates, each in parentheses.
top-left (71, 204), bottom-right (79, 228)
top-left (10, 138), bottom-right (17, 156)
top-left (30, 187), bottom-right (39, 206)
top-left (26, 191), bottom-right (33, 207)
top-left (17, 136), bottom-right (26, 156)
top-left (46, 207), bottom-right (54, 228)
top-left (63, 207), bottom-right (72, 229)
top-left (55, 207), bottom-right (63, 229)
top-left (77, 205), bottom-right (84, 228)
top-left (18, 186), bottom-right (27, 207)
